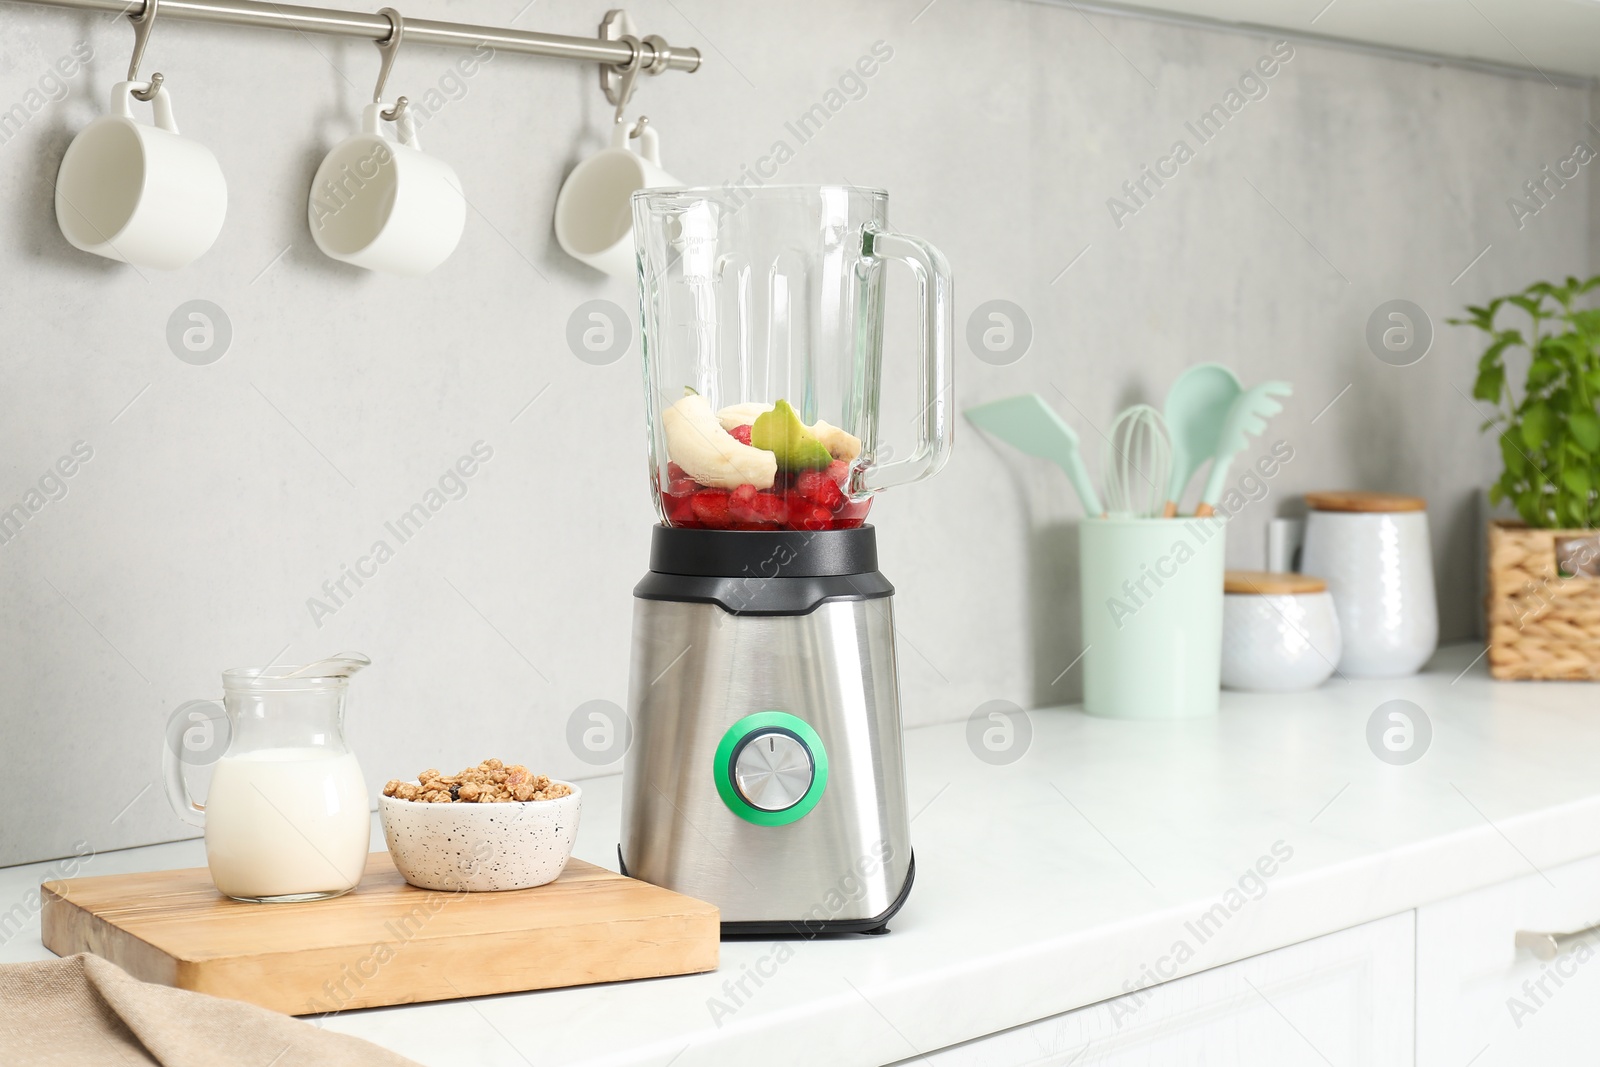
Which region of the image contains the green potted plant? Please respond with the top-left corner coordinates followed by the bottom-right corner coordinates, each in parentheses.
top-left (1452, 276), bottom-right (1600, 680)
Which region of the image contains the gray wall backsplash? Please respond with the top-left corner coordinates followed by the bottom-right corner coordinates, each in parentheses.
top-left (0, 0), bottom-right (1589, 866)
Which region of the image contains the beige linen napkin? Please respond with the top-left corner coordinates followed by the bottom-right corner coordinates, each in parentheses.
top-left (0, 954), bottom-right (423, 1067)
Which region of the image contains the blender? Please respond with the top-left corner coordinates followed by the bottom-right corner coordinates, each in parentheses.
top-left (619, 186), bottom-right (953, 934)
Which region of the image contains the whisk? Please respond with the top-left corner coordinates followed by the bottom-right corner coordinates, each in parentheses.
top-left (1102, 404), bottom-right (1173, 518)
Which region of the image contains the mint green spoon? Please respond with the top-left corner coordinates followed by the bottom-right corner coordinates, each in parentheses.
top-left (965, 394), bottom-right (1104, 516)
top-left (1162, 363), bottom-right (1242, 517)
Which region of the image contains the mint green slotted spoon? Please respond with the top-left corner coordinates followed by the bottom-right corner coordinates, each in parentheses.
top-left (965, 394), bottom-right (1104, 517)
top-left (1195, 381), bottom-right (1293, 517)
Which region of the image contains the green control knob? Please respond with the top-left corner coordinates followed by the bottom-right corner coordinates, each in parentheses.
top-left (713, 712), bottom-right (828, 826)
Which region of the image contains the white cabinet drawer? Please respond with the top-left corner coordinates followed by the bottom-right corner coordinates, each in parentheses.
top-left (1417, 851), bottom-right (1600, 1067)
top-left (908, 912), bottom-right (1414, 1067)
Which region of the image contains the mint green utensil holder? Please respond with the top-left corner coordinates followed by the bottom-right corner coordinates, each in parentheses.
top-left (1079, 517), bottom-right (1226, 719)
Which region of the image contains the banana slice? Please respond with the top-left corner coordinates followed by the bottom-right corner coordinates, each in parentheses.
top-left (665, 393), bottom-right (777, 489)
top-left (812, 419), bottom-right (863, 464)
top-left (716, 402), bottom-right (772, 432)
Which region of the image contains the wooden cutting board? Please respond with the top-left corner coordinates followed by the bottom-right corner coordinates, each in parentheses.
top-left (41, 852), bottom-right (718, 1015)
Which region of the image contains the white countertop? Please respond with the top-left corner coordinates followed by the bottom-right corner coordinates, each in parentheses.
top-left (7, 644), bottom-right (1600, 1066)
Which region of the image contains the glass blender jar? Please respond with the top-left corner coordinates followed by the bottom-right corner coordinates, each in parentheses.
top-left (621, 186), bottom-right (953, 933)
top-left (634, 186), bottom-right (953, 530)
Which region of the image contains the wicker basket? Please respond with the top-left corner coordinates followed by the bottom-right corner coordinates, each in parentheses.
top-left (1486, 521), bottom-right (1600, 680)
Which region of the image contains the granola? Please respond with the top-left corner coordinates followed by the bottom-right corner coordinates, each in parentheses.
top-left (383, 759), bottom-right (572, 803)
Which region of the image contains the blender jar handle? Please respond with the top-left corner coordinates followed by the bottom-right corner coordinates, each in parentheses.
top-left (162, 726), bottom-right (207, 828)
top-left (861, 228), bottom-right (954, 493)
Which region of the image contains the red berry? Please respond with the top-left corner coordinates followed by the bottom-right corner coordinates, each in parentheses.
top-left (666, 493), bottom-right (699, 526)
top-left (728, 484), bottom-right (762, 524)
top-left (827, 460), bottom-right (851, 486)
top-left (795, 504), bottom-right (833, 530)
top-left (667, 462), bottom-right (688, 481)
top-left (833, 498), bottom-right (872, 529)
top-left (666, 476), bottom-right (698, 498)
top-left (752, 491), bottom-right (788, 526)
top-left (691, 490), bottom-right (732, 529)
top-left (730, 424), bottom-right (753, 446)
top-left (796, 469), bottom-right (844, 510)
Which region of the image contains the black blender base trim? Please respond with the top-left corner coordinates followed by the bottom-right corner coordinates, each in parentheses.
top-left (638, 523), bottom-right (894, 615)
top-left (633, 569), bottom-right (892, 616)
top-left (618, 846), bottom-right (915, 938)
top-left (648, 524), bottom-right (880, 578)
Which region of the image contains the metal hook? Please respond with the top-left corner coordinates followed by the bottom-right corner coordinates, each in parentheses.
top-left (374, 7), bottom-right (408, 122)
top-left (126, 0), bottom-right (163, 102)
top-left (627, 114), bottom-right (649, 139)
top-left (610, 36), bottom-right (641, 126)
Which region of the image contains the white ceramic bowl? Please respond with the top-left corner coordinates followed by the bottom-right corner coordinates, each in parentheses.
top-left (1221, 590), bottom-right (1342, 692)
top-left (379, 782), bottom-right (581, 892)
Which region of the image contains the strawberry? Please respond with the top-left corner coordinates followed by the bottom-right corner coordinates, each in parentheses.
top-left (751, 491), bottom-right (788, 526)
top-left (691, 490), bottom-right (732, 529)
top-left (667, 462), bottom-right (688, 481)
top-left (833, 498), bottom-right (872, 529)
top-left (728, 484), bottom-right (763, 524)
top-left (665, 476), bottom-right (699, 498)
top-left (666, 493), bottom-right (699, 526)
top-left (794, 503), bottom-right (833, 530)
top-left (796, 469), bottom-right (845, 510)
top-left (730, 424), bottom-right (753, 446)
top-left (827, 459), bottom-right (851, 486)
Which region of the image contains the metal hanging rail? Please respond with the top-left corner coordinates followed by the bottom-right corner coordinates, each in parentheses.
top-left (5, 0), bottom-right (702, 74)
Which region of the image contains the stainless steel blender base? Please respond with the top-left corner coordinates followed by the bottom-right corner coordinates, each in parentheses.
top-left (620, 595), bottom-right (914, 930)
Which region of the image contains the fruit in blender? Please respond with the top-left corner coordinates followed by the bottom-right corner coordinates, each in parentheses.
top-left (691, 490), bottom-right (733, 528)
top-left (811, 420), bottom-right (863, 463)
top-left (716, 402), bottom-right (863, 465)
top-left (795, 468), bottom-right (845, 510)
top-left (751, 400), bottom-right (833, 472)
top-left (729, 483), bottom-right (791, 528)
top-left (716, 402), bottom-right (772, 431)
top-left (664, 395), bottom-right (872, 530)
top-left (663, 391), bottom-right (778, 490)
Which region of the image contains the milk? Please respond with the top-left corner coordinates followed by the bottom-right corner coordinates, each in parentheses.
top-left (204, 747), bottom-right (369, 901)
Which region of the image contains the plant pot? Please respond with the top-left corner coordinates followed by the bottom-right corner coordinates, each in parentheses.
top-left (1486, 520), bottom-right (1600, 680)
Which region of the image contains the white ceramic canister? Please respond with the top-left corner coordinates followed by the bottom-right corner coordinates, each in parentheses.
top-left (1221, 571), bottom-right (1342, 691)
top-left (1299, 491), bottom-right (1438, 678)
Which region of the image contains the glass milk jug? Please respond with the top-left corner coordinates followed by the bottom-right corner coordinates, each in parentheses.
top-left (163, 665), bottom-right (370, 902)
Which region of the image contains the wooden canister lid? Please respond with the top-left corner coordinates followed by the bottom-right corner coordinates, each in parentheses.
top-left (1304, 490), bottom-right (1426, 513)
top-left (1224, 570), bottom-right (1327, 595)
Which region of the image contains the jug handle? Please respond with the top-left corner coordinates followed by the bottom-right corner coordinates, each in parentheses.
top-left (162, 725), bottom-right (207, 828)
top-left (859, 227), bottom-right (954, 493)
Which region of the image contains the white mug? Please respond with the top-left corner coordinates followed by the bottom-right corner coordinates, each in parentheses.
top-left (308, 103), bottom-right (465, 277)
top-left (55, 81), bottom-right (227, 271)
top-left (554, 123), bottom-right (678, 276)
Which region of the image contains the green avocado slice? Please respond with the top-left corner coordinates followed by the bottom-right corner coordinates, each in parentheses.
top-left (751, 399), bottom-right (833, 472)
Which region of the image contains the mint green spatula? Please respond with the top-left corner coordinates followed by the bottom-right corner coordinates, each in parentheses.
top-left (965, 394), bottom-right (1104, 516)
